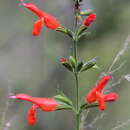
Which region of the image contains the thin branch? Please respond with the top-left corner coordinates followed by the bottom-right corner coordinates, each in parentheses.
top-left (0, 80), bottom-right (13, 130)
top-left (109, 61), bottom-right (126, 74)
top-left (108, 35), bottom-right (130, 72)
top-left (111, 119), bottom-right (130, 130)
top-left (84, 112), bottom-right (106, 129)
top-left (104, 75), bottom-right (124, 92)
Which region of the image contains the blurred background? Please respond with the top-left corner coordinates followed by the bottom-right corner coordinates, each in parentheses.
top-left (0, 0), bottom-right (130, 130)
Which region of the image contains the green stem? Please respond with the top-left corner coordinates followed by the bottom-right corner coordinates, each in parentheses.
top-left (76, 113), bottom-right (80, 130)
top-left (73, 1), bottom-right (80, 130)
top-left (73, 40), bottom-right (77, 61)
top-left (74, 43), bottom-right (80, 130)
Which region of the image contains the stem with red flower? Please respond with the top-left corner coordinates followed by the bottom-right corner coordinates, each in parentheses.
top-left (9, 1), bottom-right (119, 129)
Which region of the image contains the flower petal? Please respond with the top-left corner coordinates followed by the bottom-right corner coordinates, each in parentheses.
top-left (32, 19), bottom-right (43, 36)
top-left (96, 91), bottom-right (105, 110)
top-left (86, 88), bottom-right (97, 103)
top-left (44, 15), bottom-right (60, 30)
top-left (104, 93), bottom-right (118, 102)
top-left (28, 105), bottom-right (37, 125)
top-left (31, 98), bottom-right (59, 111)
top-left (10, 93), bottom-right (33, 102)
top-left (20, 2), bottom-right (46, 18)
top-left (10, 93), bottom-right (59, 112)
top-left (95, 75), bottom-right (111, 92)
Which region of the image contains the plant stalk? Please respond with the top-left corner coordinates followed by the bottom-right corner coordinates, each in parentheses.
top-left (73, 0), bottom-right (81, 130)
top-left (74, 41), bottom-right (80, 130)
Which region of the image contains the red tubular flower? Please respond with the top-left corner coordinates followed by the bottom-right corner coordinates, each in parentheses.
top-left (19, 1), bottom-right (60, 36)
top-left (85, 75), bottom-right (118, 110)
top-left (86, 75), bottom-right (111, 103)
top-left (83, 13), bottom-right (96, 27)
top-left (9, 94), bottom-right (59, 112)
top-left (28, 105), bottom-right (37, 125)
top-left (9, 93), bottom-right (61, 125)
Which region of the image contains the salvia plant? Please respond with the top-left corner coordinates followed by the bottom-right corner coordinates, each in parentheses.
top-left (9, 0), bottom-right (120, 130)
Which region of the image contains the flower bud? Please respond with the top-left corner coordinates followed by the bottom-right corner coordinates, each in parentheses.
top-left (60, 58), bottom-right (73, 72)
top-left (83, 13), bottom-right (96, 27)
top-left (80, 9), bottom-right (93, 16)
top-left (69, 56), bottom-right (76, 69)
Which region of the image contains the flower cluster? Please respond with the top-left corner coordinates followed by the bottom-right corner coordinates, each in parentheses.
top-left (85, 75), bottom-right (118, 110)
top-left (19, 1), bottom-right (60, 36)
top-left (9, 94), bottom-right (60, 125)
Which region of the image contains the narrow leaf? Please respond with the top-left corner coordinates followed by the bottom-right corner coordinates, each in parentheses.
top-left (56, 27), bottom-right (74, 38)
top-left (77, 61), bottom-right (83, 72)
top-left (81, 58), bottom-right (96, 72)
top-left (54, 94), bottom-right (73, 106)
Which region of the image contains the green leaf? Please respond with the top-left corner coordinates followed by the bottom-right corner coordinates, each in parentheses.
top-left (56, 27), bottom-right (74, 39)
top-left (80, 103), bottom-right (98, 113)
top-left (54, 94), bottom-right (73, 106)
top-left (78, 32), bottom-right (91, 41)
top-left (61, 62), bottom-right (73, 72)
top-left (80, 9), bottom-right (93, 16)
top-left (77, 25), bottom-right (87, 36)
top-left (81, 58), bottom-right (97, 72)
top-left (77, 61), bottom-right (83, 72)
top-left (93, 64), bottom-right (101, 70)
top-left (56, 104), bottom-right (72, 110)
